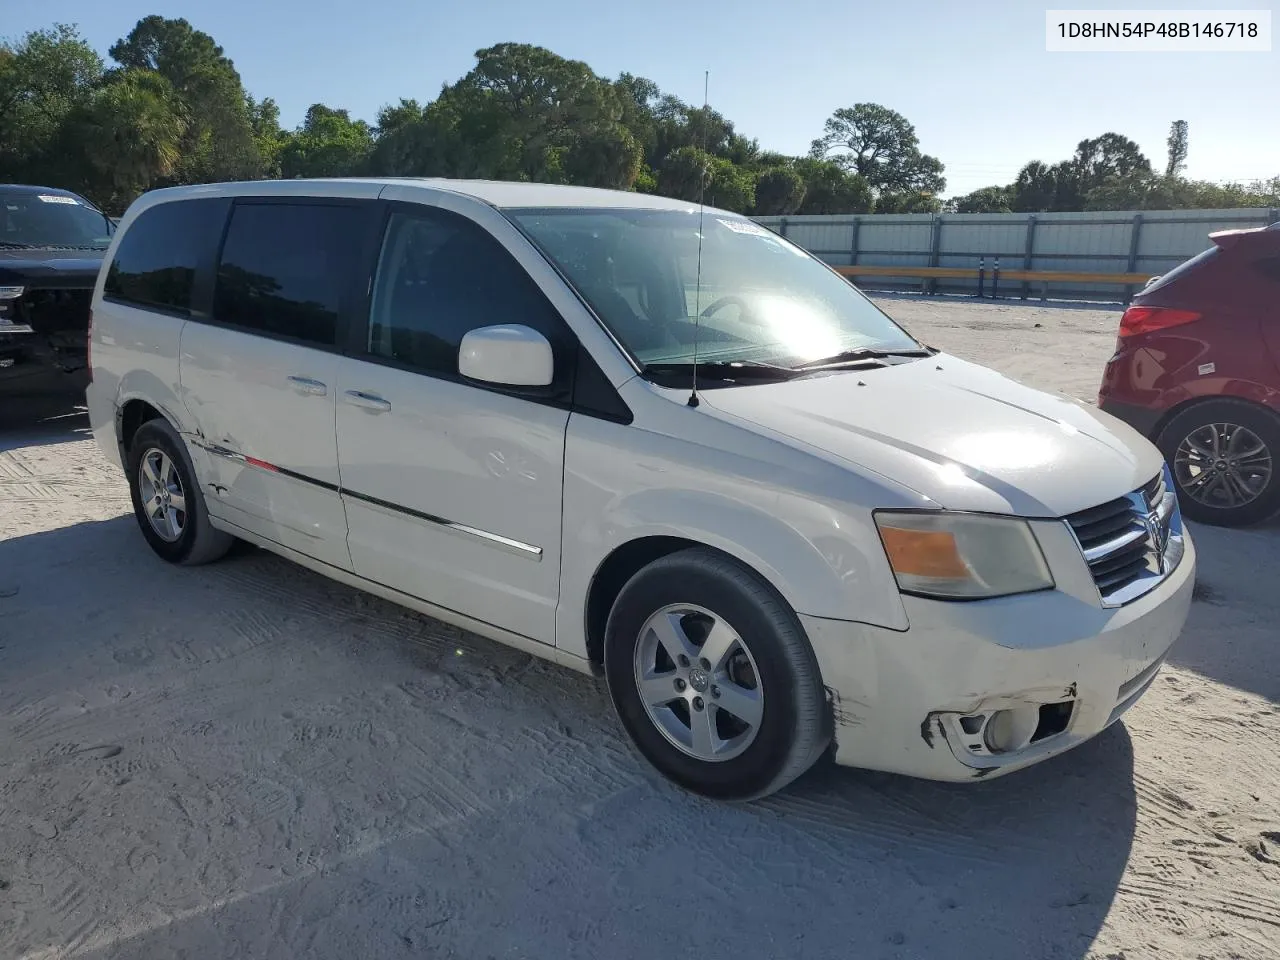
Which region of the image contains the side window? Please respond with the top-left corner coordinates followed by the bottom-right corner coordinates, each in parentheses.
top-left (213, 202), bottom-right (365, 347)
top-left (103, 199), bottom-right (227, 314)
top-left (367, 208), bottom-right (567, 376)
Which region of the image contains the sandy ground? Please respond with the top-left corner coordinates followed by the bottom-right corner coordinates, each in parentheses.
top-left (2, 296), bottom-right (1278, 960)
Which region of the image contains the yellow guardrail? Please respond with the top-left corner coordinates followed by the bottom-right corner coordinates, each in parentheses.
top-left (834, 265), bottom-right (1155, 285)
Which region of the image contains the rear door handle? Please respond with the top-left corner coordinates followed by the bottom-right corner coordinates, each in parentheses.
top-left (343, 390), bottom-right (391, 413)
top-left (288, 376), bottom-right (328, 396)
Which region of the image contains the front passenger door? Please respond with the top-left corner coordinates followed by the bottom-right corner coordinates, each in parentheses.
top-left (335, 203), bottom-right (574, 645)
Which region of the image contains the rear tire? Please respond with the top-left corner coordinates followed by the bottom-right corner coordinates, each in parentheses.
top-left (603, 548), bottom-right (829, 800)
top-left (1156, 398), bottom-right (1280, 527)
top-left (126, 418), bottom-right (234, 565)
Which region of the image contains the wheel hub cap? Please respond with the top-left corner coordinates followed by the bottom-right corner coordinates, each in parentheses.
top-left (137, 448), bottom-right (187, 543)
top-left (632, 604), bottom-right (764, 763)
top-left (1174, 422), bottom-right (1272, 510)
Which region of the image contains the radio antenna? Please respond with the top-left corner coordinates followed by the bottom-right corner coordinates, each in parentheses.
top-left (688, 69), bottom-right (710, 408)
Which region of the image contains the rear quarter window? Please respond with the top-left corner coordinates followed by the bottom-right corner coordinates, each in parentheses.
top-left (104, 198), bottom-right (230, 315)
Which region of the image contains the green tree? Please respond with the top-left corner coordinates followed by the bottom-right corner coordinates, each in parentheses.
top-left (655, 146), bottom-right (755, 212)
top-left (374, 98), bottom-right (425, 137)
top-left (1010, 161), bottom-right (1060, 212)
top-left (109, 16), bottom-right (262, 183)
top-left (448, 43), bottom-right (640, 187)
top-left (368, 43), bottom-right (641, 188)
top-left (0, 24), bottom-right (103, 183)
top-left (790, 158), bottom-right (873, 214)
top-left (1055, 133), bottom-right (1151, 210)
top-left (809, 103), bottom-right (946, 196)
top-left (614, 72), bottom-right (662, 165)
top-left (753, 167), bottom-right (806, 215)
top-left (560, 123), bottom-right (642, 188)
top-left (1165, 120), bottom-right (1189, 178)
top-left (1085, 172), bottom-right (1280, 211)
top-left (246, 95), bottom-right (285, 177)
top-left (875, 191), bottom-right (943, 214)
top-left (1246, 177), bottom-right (1280, 206)
top-left (952, 185), bottom-right (1013, 213)
top-left (55, 69), bottom-right (186, 211)
top-left (279, 104), bottom-right (374, 178)
top-left (633, 163), bottom-right (659, 194)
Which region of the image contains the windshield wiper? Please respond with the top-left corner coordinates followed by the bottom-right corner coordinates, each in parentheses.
top-left (795, 346), bottom-right (934, 371)
top-left (641, 360), bottom-right (800, 382)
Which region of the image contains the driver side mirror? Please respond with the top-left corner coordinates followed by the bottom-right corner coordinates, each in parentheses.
top-left (458, 324), bottom-right (554, 388)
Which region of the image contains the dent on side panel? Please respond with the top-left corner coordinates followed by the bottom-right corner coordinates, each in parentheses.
top-left (556, 406), bottom-right (910, 658)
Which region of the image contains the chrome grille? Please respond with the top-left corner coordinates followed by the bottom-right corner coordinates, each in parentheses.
top-left (1065, 464), bottom-right (1184, 607)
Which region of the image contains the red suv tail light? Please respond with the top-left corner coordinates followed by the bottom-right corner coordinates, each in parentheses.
top-left (1118, 305), bottom-right (1202, 338)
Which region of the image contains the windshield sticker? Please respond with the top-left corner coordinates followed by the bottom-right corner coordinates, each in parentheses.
top-left (37, 195), bottom-right (79, 205)
top-left (716, 218), bottom-right (772, 238)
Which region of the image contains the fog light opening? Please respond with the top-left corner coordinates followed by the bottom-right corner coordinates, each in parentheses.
top-left (983, 707), bottom-right (1039, 754)
top-left (1031, 701), bottom-right (1074, 743)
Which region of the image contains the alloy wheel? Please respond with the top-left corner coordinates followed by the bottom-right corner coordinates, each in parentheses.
top-left (1173, 422), bottom-right (1273, 509)
top-left (137, 448), bottom-right (187, 542)
top-left (632, 604), bottom-right (765, 763)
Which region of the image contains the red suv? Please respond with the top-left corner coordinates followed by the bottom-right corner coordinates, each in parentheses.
top-left (1099, 221), bottom-right (1280, 527)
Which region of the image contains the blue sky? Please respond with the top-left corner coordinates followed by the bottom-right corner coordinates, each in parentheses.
top-left (11, 0), bottom-right (1278, 197)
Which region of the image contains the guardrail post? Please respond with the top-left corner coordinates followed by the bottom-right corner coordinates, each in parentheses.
top-left (926, 215), bottom-right (942, 295)
top-left (1020, 215), bottom-right (1037, 300)
top-left (778, 217), bottom-right (789, 239)
top-left (1125, 213), bottom-right (1144, 304)
top-left (977, 257), bottom-right (985, 298)
top-left (849, 217), bottom-right (860, 266)
top-left (992, 257), bottom-right (1000, 299)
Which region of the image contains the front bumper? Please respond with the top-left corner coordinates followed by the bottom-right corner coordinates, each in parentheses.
top-left (804, 523), bottom-right (1195, 782)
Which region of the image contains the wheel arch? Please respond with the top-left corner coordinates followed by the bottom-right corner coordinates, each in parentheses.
top-left (585, 536), bottom-right (736, 665)
top-left (117, 397), bottom-right (168, 457)
top-left (1153, 390), bottom-right (1280, 445)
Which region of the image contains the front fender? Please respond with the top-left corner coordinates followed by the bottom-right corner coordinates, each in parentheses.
top-left (605, 486), bottom-right (905, 623)
top-left (556, 414), bottom-right (910, 660)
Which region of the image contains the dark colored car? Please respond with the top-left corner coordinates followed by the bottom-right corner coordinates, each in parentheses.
top-left (0, 184), bottom-right (115, 386)
top-left (1099, 221), bottom-right (1280, 527)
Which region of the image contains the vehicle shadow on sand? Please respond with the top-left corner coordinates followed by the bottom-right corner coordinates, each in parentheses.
top-left (0, 384), bottom-right (91, 451)
top-left (1172, 521), bottom-right (1280, 703)
top-left (2, 516), bottom-right (1139, 960)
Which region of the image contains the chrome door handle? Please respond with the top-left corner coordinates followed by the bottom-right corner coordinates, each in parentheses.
top-left (343, 390), bottom-right (391, 412)
top-left (288, 376), bottom-right (328, 396)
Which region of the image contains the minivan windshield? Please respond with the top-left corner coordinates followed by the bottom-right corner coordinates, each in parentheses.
top-left (0, 190), bottom-right (114, 250)
top-left (510, 208), bottom-right (922, 373)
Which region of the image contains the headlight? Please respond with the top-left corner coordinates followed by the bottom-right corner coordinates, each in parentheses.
top-left (874, 511), bottom-right (1054, 600)
top-left (0, 286), bottom-right (24, 300)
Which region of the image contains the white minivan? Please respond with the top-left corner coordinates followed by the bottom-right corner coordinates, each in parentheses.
top-left (87, 178), bottom-right (1195, 799)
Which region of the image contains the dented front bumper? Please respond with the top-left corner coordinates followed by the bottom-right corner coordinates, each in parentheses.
top-left (803, 527), bottom-right (1195, 782)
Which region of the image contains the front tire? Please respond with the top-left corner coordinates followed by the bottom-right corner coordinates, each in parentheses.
top-left (126, 418), bottom-right (234, 565)
top-left (603, 548), bottom-right (829, 800)
top-left (1157, 398), bottom-right (1280, 527)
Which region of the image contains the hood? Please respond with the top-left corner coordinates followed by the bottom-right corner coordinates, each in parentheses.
top-left (702, 353), bottom-right (1163, 518)
top-left (0, 248), bottom-right (106, 289)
